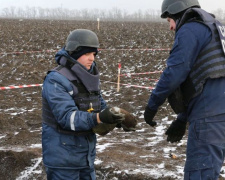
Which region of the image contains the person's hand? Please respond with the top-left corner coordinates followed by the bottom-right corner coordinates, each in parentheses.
top-left (144, 106), bottom-right (157, 127)
top-left (165, 119), bottom-right (187, 143)
top-left (99, 107), bottom-right (125, 124)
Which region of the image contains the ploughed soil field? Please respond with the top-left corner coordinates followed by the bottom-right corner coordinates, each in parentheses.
top-left (0, 19), bottom-right (225, 180)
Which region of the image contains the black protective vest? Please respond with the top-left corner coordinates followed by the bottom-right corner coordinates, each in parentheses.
top-left (168, 8), bottom-right (225, 114)
top-left (42, 56), bottom-right (101, 135)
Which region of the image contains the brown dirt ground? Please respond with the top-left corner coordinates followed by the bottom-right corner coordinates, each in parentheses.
top-left (0, 19), bottom-right (224, 180)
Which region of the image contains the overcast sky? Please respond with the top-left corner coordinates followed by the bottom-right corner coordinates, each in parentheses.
top-left (1, 0), bottom-right (224, 13)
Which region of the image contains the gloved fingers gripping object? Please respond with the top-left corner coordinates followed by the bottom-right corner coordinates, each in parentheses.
top-left (93, 107), bottom-right (138, 135)
top-left (99, 107), bottom-right (125, 124)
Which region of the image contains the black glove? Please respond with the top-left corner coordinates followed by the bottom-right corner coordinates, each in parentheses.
top-left (99, 107), bottom-right (125, 124)
top-left (165, 119), bottom-right (187, 143)
top-left (115, 123), bottom-right (122, 128)
top-left (144, 106), bottom-right (157, 127)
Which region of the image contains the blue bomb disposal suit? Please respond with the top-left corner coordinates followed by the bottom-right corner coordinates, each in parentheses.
top-left (42, 48), bottom-right (106, 180)
top-left (146, 8), bottom-right (225, 179)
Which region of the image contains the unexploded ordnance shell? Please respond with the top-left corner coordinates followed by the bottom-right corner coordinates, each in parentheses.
top-left (92, 107), bottom-right (138, 135)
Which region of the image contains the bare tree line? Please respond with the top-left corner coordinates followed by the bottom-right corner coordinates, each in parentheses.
top-left (0, 6), bottom-right (224, 22)
top-left (0, 6), bottom-right (162, 21)
top-left (212, 9), bottom-right (225, 22)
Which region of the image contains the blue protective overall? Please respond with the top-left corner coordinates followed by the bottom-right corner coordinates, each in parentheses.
top-left (147, 8), bottom-right (225, 180)
top-left (42, 48), bottom-right (107, 180)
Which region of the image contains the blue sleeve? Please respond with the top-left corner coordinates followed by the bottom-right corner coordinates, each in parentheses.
top-left (148, 23), bottom-right (211, 110)
top-left (42, 71), bottom-right (97, 131)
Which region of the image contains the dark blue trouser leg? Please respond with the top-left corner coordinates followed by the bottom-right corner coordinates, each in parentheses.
top-left (184, 120), bottom-right (225, 180)
top-left (45, 167), bottom-right (96, 180)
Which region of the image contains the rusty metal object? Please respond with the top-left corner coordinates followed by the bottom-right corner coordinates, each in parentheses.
top-left (92, 107), bottom-right (138, 135)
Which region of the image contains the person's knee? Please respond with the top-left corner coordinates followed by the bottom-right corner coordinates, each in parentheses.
top-left (184, 168), bottom-right (214, 180)
top-left (45, 167), bottom-right (80, 180)
top-left (184, 155), bottom-right (217, 180)
top-left (80, 168), bottom-right (96, 180)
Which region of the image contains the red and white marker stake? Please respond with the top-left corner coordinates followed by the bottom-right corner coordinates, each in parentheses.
top-left (117, 63), bottom-right (121, 92)
top-left (97, 18), bottom-right (100, 30)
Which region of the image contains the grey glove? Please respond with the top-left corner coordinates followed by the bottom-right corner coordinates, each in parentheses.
top-left (99, 107), bottom-right (125, 124)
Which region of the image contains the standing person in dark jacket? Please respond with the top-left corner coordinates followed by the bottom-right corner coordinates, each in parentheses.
top-left (144, 0), bottom-right (225, 179)
top-left (42, 29), bottom-right (124, 180)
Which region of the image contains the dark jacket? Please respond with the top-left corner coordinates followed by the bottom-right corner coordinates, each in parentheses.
top-left (148, 8), bottom-right (225, 122)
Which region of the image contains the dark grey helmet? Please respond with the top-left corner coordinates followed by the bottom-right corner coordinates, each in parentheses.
top-left (161, 0), bottom-right (200, 18)
top-left (65, 29), bottom-right (99, 52)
